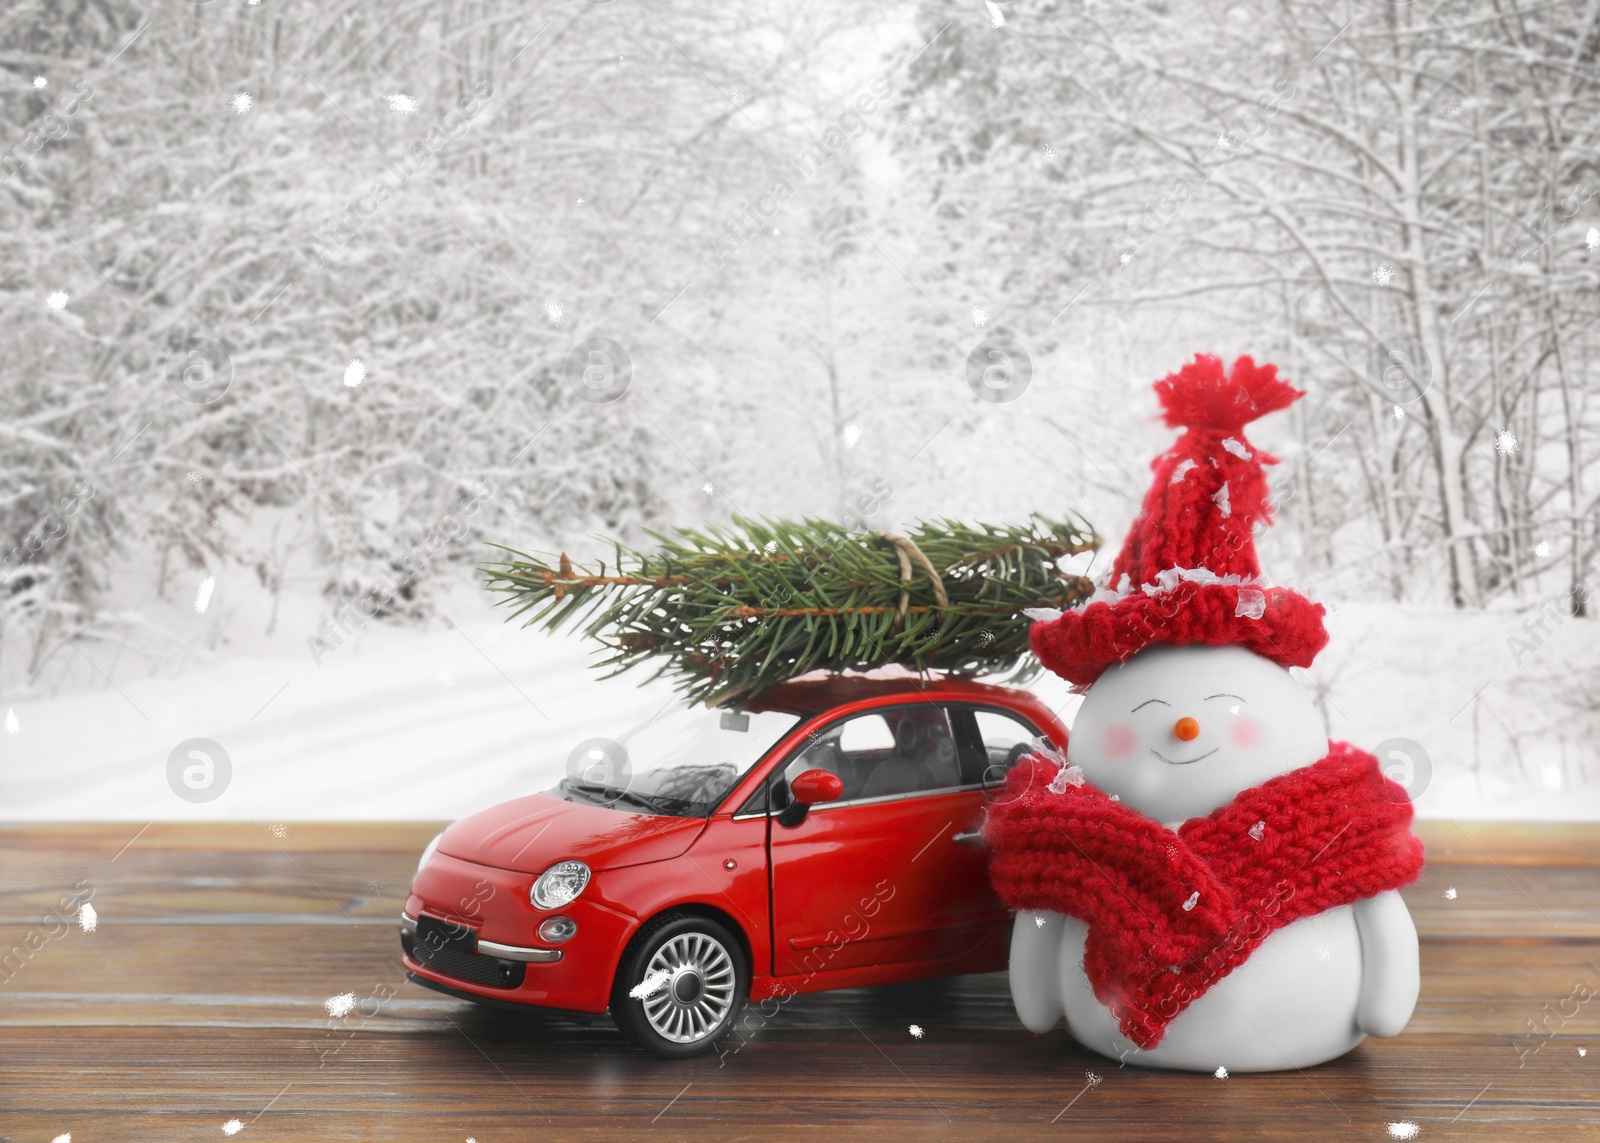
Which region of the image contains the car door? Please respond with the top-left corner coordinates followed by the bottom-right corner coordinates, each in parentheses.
top-left (767, 702), bottom-right (995, 977)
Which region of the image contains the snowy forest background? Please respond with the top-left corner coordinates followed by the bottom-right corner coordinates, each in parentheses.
top-left (3, 0), bottom-right (1598, 819)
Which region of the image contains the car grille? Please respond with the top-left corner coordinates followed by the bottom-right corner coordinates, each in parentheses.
top-left (402, 929), bottom-right (527, 990)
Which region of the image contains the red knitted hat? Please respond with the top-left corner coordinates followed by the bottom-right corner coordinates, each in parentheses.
top-left (1031, 354), bottom-right (1328, 687)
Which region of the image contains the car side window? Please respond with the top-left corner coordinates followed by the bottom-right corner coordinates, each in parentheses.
top-left (781, 706), bottom-right (963, 803)
top-left (949, 706), bottom-right (1045, 788)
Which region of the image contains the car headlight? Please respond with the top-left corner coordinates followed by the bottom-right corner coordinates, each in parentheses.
top-left (530, 860), bottom-right (590, 910)
top-left (416, 831), bottom-right (444, 876)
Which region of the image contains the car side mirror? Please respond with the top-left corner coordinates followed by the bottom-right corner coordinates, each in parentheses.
top-left (776, 769), bottom-right (842, 828)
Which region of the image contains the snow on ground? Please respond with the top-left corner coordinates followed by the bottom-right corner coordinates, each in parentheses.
top-left (0, 574), bottom-right (1595, 820)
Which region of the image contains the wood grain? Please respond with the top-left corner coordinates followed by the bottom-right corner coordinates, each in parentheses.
top-left (1, 821), bottom-right (1596, 1141)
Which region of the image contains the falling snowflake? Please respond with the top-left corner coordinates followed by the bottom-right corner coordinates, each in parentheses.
top-left (1373, 264), bottom-right (1395, 285)
top-left (385, 93), bottom-right (418, 115)
top-left (1315, 944), bottom-right (1332, 961)
top-left (79, 902), bottom-right (98, 932)
top-left (1393, 405), bottom-right (1406, 421)
top-left (1048, 765), bottom-right (1085, 794)
top-left (909, 1024), bottom-right (925, 1038)
top-left (47, 290), bottom-right (70, 311)
top-left (1076, 495), bottom-right (1096, 515)
top-left (1248, 820), bottom-right (1265, 841)
top-left (1587, 227), bottom-right (1599, 252)
top-left (53, 1135), bottom-right (71, 1143)
top-left (325, 992), bottom-right (356, 1018)
top-left (1387, 1124), bottom-right (1420, 1140)
top-left (1213, 1066), bottom-right (1228, 1079)
top-left (728, 87), bottom-right (747, 105)
top-left (1182, 891), bottom-right (1200, 912)
top-left (985, 0), bottom-right (1006, 27)
top-left (542, 299), bottom-right (564, 324)
top-left (1445, 101), bottom-right (1462, 119)
top-left (1580, 1047), bottom-right (1588, 1056)
top-left (841, 422), bottom-right (861, 449)
top-left (702, 482), bottom-right (715, 496)
top-left (194, 575), bottom-right (215, 615)
top-left (1038, 143), bottom-right (1058, 165)
top-left (268, 823), bottom-right (288, 839)
top-left (1541, 764), bottom-right (1563, 790)
top-left (630, 969), bottom-right (671, 1000)
top-left (4, 708), bottom-right (17, 735)
top-left (971, 305), bottom-right (989, 327)
top-left (576, 196), bottom-right (585, 206)
top-left (1034, 915), bottom-right (1047, 928)
top-left (1444, 887), bottom-right (1457, 899)
top-left (484, 628), bottom-right (503, 644)
top-left (343, 359), bottom-right (367, 387)
top-left (1085, 1071), bottom-right (1101, 1087)
top-left (33, 76), bottom-right (50, 89)
top-left (1495, 429), bottom-right (1518, 456)
top-left (977, 629), bottom-right (995, 647)
top-left (1534, 540), bottom-right (1551, 559)
top-left (1216, 132), bottom-right (1234, 151)
top-left (186, 467), bottom-right (203, 484)
top-left (230, 91), bottom-right (253, 115)
top-left (901, 109), bottom-right (919, 126)
top-left (222, 1120), bottom-right (244, 1136)
top-left (438, 672), bottom-right (455, 687)
top-left (367, 879), bottom-right (385, 893)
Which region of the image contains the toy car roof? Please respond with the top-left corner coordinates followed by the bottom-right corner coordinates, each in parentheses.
top-left (739, 672), bottom-right (1040, 717)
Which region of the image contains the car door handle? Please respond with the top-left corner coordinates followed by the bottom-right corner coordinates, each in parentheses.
top-left (952, 828), bottom-right (985, 848)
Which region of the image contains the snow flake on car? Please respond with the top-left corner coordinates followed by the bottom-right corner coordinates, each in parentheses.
top-left (325, 991), bottom-right (356, 1018)
top-left (385, 93), bottom-right (418, 115)
top-left (629, 968), bottom-right (672, 1000)
top-left (230, 91), bottom-right (253, 115)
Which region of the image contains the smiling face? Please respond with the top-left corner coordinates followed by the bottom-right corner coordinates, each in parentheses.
top-left (1065, 644), bottom-right (1327, 823)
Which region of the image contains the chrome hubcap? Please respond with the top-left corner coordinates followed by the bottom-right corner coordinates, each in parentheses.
top-left (640, 932), bottom-right (735, 1044)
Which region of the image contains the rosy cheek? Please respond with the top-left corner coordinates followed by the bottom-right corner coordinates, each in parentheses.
top-left (1231, 715), bottom-right (1262, 750)
top-left (1102, 722), bottom-right (1138, 759)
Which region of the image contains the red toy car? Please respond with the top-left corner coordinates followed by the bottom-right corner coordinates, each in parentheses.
top-left (401, 675), bottom-right (1067, 1056)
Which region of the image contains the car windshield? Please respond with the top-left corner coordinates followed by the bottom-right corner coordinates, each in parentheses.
top-left (557, 704), bottom-right (801, 817)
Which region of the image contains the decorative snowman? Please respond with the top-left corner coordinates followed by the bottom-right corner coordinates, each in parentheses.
top-left (992, 354), bottom-right (1424, 1072)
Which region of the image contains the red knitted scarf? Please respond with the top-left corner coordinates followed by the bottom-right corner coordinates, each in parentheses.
top-left (987, 742), bottom-right (1424, 1049)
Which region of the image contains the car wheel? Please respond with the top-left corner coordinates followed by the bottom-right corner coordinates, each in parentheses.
top-left (610, 913), bottom-right (747, 1059)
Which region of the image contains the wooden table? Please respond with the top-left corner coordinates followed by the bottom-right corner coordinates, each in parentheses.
top-left (2, 821), bottom-right (1596, 1140)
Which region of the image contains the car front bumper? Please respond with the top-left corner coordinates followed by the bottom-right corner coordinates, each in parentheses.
top-left (402, 851), bottom-right (635, 1014)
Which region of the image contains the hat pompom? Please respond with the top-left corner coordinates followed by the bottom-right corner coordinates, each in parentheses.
top-left (1154, 354), bottom-right (1303, 433)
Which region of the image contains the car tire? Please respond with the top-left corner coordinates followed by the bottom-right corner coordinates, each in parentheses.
top-left (610, 912), bottom-right (747, 1059)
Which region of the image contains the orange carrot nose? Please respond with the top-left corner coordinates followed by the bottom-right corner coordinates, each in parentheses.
top-left (1174, 717), bottom-right (1201, 741)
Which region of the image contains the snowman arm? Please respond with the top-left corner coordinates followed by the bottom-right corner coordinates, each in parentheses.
top-left (1352, 889), bottom-right (1420, 1037)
